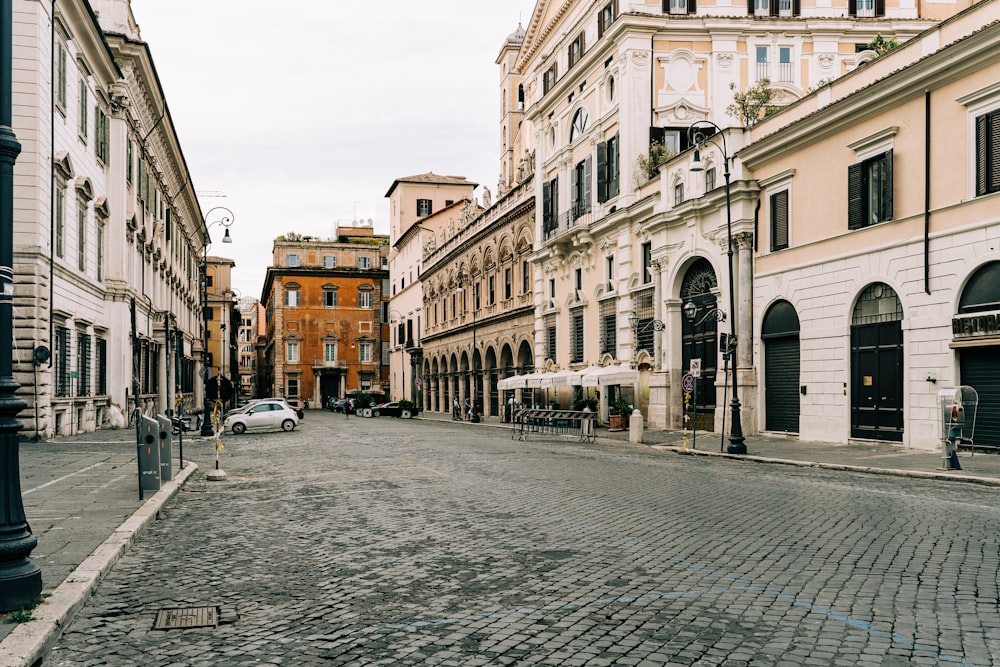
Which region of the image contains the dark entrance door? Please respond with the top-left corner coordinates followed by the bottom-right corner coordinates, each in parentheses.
top-left (850, 322), bottom-right (903, 441)
top-left (680, 259), bottom-right (720, 432)
top-left (320, 373), bottom-right (338, 406)
top-left (763, 300), bottom-right (800, 433)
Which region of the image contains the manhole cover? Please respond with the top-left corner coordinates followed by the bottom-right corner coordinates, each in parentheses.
top-left (154, 606), bottom-right (219, 630)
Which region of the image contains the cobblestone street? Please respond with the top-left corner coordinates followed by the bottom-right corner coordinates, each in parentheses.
top-left (49, 413), bottom-right (1000, 666)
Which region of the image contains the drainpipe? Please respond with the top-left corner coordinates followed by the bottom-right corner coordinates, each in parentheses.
top-left (923, 91), bottom-right (931, 295)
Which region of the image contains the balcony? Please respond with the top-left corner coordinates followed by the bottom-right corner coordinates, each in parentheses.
top-left (314, 360), bottom-right (347, 369)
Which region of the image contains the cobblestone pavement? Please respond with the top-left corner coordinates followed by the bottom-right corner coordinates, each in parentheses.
top-left (44, 413), bottom-right (1000, 666)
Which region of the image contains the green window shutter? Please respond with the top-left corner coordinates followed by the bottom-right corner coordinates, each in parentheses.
top-left (880, 150), bottom-right (893, 222)
top-left (597, 141), bottom-right (608, 203)
top-left (847, 162), bottom-right (863, 230)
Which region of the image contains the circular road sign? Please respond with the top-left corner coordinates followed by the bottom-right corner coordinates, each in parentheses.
top-left (682, 373), bottom-right (695, 393)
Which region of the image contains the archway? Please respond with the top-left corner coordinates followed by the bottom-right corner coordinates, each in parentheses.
top-left (850, 283), bottom-right (903, 441)
top-left (762, 300), bottom-right (800, 433)
top-left (680, 258), bottom-right (720, 431)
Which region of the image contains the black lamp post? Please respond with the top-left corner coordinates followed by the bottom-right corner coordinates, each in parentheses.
top-left (687, 121), bottom-right (746, 454)
top-left (0, 0), bottom-right (41, 611)
top-left (456, 275), bottom-right (480, 422)
top-left (199, 207), bottom-right (233, 436)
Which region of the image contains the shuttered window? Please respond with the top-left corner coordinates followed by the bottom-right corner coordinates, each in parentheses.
top-left (848, 150), bottom-right (893, 230)
top-left (976, 110), bottom-right (1000, 197)
top-left (545, 315), bottom-right (557, 362)
top-left (570, 308), bottom-right (585, 363)
top-left (600, 299), bottom-right (617, 355)
top-left (770, 189), bottom-right (789, 251)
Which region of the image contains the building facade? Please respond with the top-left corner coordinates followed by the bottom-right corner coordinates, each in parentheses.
top-left (261, 226), bottom-right (390, 408)
top-left (12, 0), bottom-right (205, 437)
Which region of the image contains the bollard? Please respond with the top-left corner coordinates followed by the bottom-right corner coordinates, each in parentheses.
top-left (156, 414), bottom-right (173, 482)
top-left (137, 415), bottom-right (161, 495)
top-left (629, 408), bottom-right (644, 444)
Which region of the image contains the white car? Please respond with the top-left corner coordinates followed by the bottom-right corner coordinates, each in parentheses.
top-left (223, 399), bottom-right (299, 434)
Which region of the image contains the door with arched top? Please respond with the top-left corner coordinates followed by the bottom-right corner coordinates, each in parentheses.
top-left (763, 300), bottom-right (800, 433)
top-left (850, 283), bottom-right (904, 441)
top-left (680, 259), bottom-right (720, 431)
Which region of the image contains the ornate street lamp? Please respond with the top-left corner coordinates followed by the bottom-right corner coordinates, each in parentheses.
top-left (200, 207), bottom-right (234, 436)
top-left (0, 0), bottom-right (41, 611)
top-left (687, 121), bottom-right (746, 454)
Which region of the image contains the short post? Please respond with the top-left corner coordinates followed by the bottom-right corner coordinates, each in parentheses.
top-left (629, 408), bottom-right (644, 444)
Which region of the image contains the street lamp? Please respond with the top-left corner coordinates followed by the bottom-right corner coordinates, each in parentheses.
top-left (200, 207), bottom-right (234, 436)
top-left (456, 274), bottom-right (480, 423)
top-left (0, 0), bottom-right (41, 610)
top-left (628, 311), bottom-right (664, 362)
top-left (687, 120), bottom-right (746, 454)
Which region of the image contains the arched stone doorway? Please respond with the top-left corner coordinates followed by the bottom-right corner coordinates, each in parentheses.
top-left (680, 258), bottom-right (720, 431)
top-left (762, 300), bottom-right (800, 434)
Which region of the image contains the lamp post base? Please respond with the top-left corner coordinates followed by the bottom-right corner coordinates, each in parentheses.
top-left (727, 396), bottom-right (746, 455)
top-left (726, 440), bottom-right (747, 455)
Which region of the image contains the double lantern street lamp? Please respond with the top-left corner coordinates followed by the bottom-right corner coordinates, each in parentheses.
top-left (455, 275), bottom-right (480, 423)
top-left (200, 207), bottom-right (234, 436)
top-left (687, 120), bottom-right (746, 455)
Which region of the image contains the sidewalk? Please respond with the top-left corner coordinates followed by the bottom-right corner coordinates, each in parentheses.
top-left (3, 412), bottom-right (999, 667)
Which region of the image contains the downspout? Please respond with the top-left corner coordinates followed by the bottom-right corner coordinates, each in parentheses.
top-left (649, 35), bottom-right (655, 131)
top-left (923, 91), bottom-right (931, 295)
top-left (48, 0), bottom-right (55, 373)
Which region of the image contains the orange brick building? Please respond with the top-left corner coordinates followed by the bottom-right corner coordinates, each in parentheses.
top-left (261, 224), bottom-right (390, 408)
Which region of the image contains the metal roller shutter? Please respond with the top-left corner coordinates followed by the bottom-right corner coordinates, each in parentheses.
top-left (765, 336), bottom-right (800, 433)
top-left (959, 347), bottom-right (1000, 449)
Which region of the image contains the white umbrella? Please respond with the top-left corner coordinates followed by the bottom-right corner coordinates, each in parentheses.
top-left (568, 365), bottom-right (603, 386)
top-left (539, 369), bottom-right (575, 388)
top-left (582, 364), bottom-right (639, 387)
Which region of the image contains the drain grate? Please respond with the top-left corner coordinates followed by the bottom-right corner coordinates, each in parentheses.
top-left (153, 606), bottom-right (219, 630)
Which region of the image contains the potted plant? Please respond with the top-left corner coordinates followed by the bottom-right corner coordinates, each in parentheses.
top-left (398, 399), bottom-right (417, 419)
top-left (609, 396), bottom-right (632, 431)
top-left (573, 397), bottom-right (598, 412)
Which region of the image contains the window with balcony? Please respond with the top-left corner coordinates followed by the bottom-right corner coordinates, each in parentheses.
top-left (597, 134), bottom-right (619, 203)
top-left (324, 342), bottom-right (337, 362)
top-left (598, 2), bottom-right (617, 38)
top-left (568, 32), bottom-right (585, 69)
top-left (572, 157), bottom-right (592, 220)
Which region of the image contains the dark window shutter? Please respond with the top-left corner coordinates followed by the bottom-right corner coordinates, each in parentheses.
top-left (543, 181), bottom-right (552, 230)
top-left (976, 114), bottom-right (987, 196)
top-left (881, 150), bottom-right (893, 221)
top-left (571, 164), bottom-right (580, 216)
top-left (662, 0), bottom-right (669, 10)
top-left (848, 0), bottom-right (856, 15)
top-left (649, 126), bottom-right (666, 147)
top-left (748, 0), bottom-right (754, 14)
top-left (979, 111), bottom-right (1000, 196)
top-left (583, 156), bottom-right (593, 212)
top-left (769, 0), bottom-right (778, 15)
top-left (609, 134), bottom-right (620, 198)
top-left (848, 162), bottom-right (863, 230)
top-left (990, 112), bottom-right (1000, 194)
top-left (597, 141), bottom-right (609, 203)
top-left (875, 0), bottom-right (884, 15)
top-left (771, 190), bottom-right (789, 250)
top-left (552, 178), bottom-right (559, 220)
top-left (599, 7), bottom-right (606, 35)
top-left (689, 0), bottom-right (696, 12)
top-left (793, 0), bottom-right (800, 14)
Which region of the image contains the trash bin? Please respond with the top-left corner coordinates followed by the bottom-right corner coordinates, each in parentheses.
top-left (137, 415), bottom-right (161, 493)
top-left (156, 414), bottom-right (172, 482)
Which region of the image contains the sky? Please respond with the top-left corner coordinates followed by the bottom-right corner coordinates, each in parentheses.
top-left (129, 0), bottom-right (538, 300)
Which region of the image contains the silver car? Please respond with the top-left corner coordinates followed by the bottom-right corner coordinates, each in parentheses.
top-left (223, 399), bottom-right (299, 434)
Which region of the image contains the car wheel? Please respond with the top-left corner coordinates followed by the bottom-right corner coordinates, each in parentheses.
top-left (282, 419), bottom-right (295, 431)
top-left (232, 422), bottom-right (246, 435)
top-left (372, 410), bottom-right (381, 417)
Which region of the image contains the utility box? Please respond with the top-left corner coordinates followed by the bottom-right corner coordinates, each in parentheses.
top-left (938, 386), bottom-right (978, 470)
top-left (156, 414), bottom-right (172, 482)
top-left (137, 415), bottom-right (161, 493)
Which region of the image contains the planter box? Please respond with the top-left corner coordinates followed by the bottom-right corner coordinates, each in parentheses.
top-left (609, 414), bottom-right (628, 431)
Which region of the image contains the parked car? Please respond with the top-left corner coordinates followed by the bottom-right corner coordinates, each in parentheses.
top-left (329, 398), bottom-right (350, 413)
top-left (223, 399), bottom-right (299, 434)
top-left (371, 401), bottom-right (401, 417)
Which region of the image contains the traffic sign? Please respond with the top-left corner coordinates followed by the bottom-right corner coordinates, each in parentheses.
top-left (682, 373), bottom-right (694, 393)
top-left (690, 358), bottom-right (702, 378)
top-left (415, 378), bottom-right (422, 387)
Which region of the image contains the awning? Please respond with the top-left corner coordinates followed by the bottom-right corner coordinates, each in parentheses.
top-left (568, 366), bottom-right (604, 386)
top-left (581, 364), bottom-right (640, 387)
top-left (523, 371), bottom-right (549, 388)
top-left (539, 369), bottom-right (575, 388)
top-left (497, 372), bottom-right (546, 390)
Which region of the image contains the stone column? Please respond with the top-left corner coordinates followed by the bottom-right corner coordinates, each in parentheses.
top-left (735, 233), bottom-right (754, 370)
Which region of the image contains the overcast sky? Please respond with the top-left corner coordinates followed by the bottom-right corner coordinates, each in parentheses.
top-left (130, 1), bottom-right (538, 299)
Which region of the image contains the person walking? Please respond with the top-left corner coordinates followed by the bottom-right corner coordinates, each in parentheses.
top-left (452, 397), bottom-right (461, 421)
top-left (463, 397), bottom-right (472, 421)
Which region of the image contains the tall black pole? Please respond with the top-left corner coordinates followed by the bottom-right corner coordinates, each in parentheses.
top-left (0, 0), bottom-right (41, 609)
top-left (200, 243), bottom-right (213, 436)
top-left (722, 153), bottom-right (746, 454)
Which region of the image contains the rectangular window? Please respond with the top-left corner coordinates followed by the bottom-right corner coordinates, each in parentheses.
top-left (96, 338), bottom-right (107, 395)
top-left (55, 326), bottom-right (70, 397)
top-left (853, 0), bottom-right (877, 17)
top-left (358, 290), bottom-right (372, 308)
top-left (287, 377), bottom-right (299, 398)
top-left (572, 157), bottom-right (592, 219)
top-left (324, 342), bottom-right (337, 362)
top-left (95, 107), bottom-right (109, 164)
top-left (642, 242), bottom-right (652, 284)
top-left (570, 308), bottom-right (585, 363)
top-left (664, 0), bottom-right (691, 15)
top-left (56, 41), bottom-right (67, 110)
top-left (674, 182), bottom-right (684, 206)
top-left (601, 299), bottom-right (617, 355)
top-left (285, 288), bottom-right (300, 307)
top-left (706, 167), bottom-right (716, 192)
top-left (488, 275), bottom-right (495, 305)
top-left (324, 255), bottom-right (336, 268)
top-left (473, 281), bottom-right (481, 310)
top-left (542, 177), bottom-right (559, 236)
top-left (417, 199), bottom-right (433, 217)
top-left (543, 63), bottom-right (558, 95)
top-left (778, 0), bottom-right (794, 15)
top-left (975, 109), bottom-right (1000, 196)
top-left (754, 0), bottom-right (769, 14)
top-left (597, 134), bottom-right (620, 203)
top-left (545, 314), bottom-right (557, 362)
top-left (847, 150), bottom-right (893, 230)
top-left (126, 140), bottom-right (133, 186)
top-left (549, 278), bottom-right (556, 299)
top-left (598, 2), bottom-right (616, 38)
top-left (55, 186), bottom-right (65, 258)
top-left (287, 254), bottom-right (300, 267)
top-left (606, 255), bottom-right (615, 289)
top-left (756, 46), bottom-right (769, 81)
top-left (77, 199), bottom-right (87, 272)
top-left (504, 267), bottom-right (512, 300)
top-left (777, 47), bottom-right (793, 83)
top-left (78, 82), bottom-right (88, 141)
top-left (634, 288), bottom-right (655, 356)
top-left (358, 256), bottom-right (371, 269)
top-left (323, 289), bottom-right (337, 307)
top-left (575, 268), bottom-right (583, 292)
top-left (359, 342), bottom-right (373, 363)
top-left (770, 190), bottom-right (789, 251)
top-left (568, 32), bottom-right (585, 69)
top-left (77, 333), bottom-right (91, 396)
top-left (286, 341), bottom-right (299, 362)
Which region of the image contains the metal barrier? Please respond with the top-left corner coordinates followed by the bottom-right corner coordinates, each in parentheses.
top-left (512, 409), bottom-right (596, 443)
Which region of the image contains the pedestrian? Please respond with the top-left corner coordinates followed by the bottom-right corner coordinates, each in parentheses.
top-left (452, 397), bottom-right (461, 421)
top-left (345, 398), bottom-right (353, 419)
top-left (506, 394), bottom-right (516, 423)
top-left (464, 397), bottom-right (472, 421)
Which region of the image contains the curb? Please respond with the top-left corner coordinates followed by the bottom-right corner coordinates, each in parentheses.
top-left (651, 445), bottom-right (1000, 487)
top-left (0, 462), bottom-right (199, 667)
